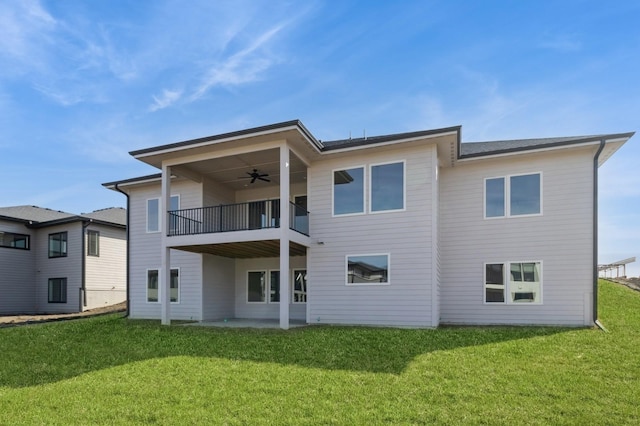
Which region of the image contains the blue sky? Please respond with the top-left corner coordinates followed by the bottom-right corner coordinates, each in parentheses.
top-left (1, 0), bottom-right (638, 275)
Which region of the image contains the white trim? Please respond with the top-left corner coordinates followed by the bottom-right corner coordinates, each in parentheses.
top-left (291, 268), bottom-right (307, 304)
top-left (483, 261), bottom-right (543, 305)
top-left (458, 140), bottom-right (616, 163)
top-left (345, 253), bottom-right (391, 286)
top-left (369, 160), bottom-right (406, 214)
top-left (147, 195), bottom-right (180, 233)
top-left (246, 270), bottom-right (267, 304)
top-left (484, 172), bottom-right (543, 219)
top-left (332, 165), bottom-right (366, 217)
top-left (322, 130), bottom-right (459, 155)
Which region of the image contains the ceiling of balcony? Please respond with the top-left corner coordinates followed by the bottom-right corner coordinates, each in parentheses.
top-left (174, 148), bottom-right (307, 191)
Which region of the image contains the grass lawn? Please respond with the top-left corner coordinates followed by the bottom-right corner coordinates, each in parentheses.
top-left (0, 280), bottom-right (638, 425)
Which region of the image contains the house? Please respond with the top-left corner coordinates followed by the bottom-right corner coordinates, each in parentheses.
top-left (103, 120), bottom-right (634, 328)
top-left (0, 206), bottom-right (127, 314)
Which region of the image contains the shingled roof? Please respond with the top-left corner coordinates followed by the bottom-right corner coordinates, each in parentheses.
top-left (0, 205), bottom-right (126, 228)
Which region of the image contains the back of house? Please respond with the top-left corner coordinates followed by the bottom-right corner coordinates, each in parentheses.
top-left (104, 120), bottom-right (633, 328)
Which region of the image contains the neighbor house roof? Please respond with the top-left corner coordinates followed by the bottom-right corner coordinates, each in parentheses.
top-left (0, 205), bottom-right (126, 228)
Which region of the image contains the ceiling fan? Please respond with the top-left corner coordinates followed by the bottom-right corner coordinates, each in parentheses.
top-left (241, 169), bottom-right (271, 183)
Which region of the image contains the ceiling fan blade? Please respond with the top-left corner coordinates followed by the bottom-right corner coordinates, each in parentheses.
top-left (258, 176), bottom-right (270, 182)
top-left (251, 176), bottom-right (257, 183)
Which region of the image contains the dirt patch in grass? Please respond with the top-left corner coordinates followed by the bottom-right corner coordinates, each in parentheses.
top-left (0, 302), bottom-right (126, 327)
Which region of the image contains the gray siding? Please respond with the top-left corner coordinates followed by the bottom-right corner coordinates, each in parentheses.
top-left (440, 146), bottom-right (595, 326)
top-left (85, 223), bottom-right (127, 310)
top-left (0, 220), bottom-right (36, 313)
top-left (127, 179), bottom-right (204, 320)
top-left (202, 253), bottom-right (235, 320)
top-left (35, 223), bottom-right (83, 313)
top-left (308, 144), bottom-right (436, 327)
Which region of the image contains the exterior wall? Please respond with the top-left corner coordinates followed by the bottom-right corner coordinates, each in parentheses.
top-left (127, 179), bottom-right (204, 320)
top-left (84, 223), bottom-right (127, 310)
top-left (0, 220), bottom-right (36, 314)
top-left (308, 143), bottom-right (436, 327)
top-left (440, 146), bottom-right (595, 326)
top-left (34, 222), bottom-right (83, 313)
top-left (234, 256), bottom-right (307, 321)
top-left (202, 253), bottom-right (235, 320)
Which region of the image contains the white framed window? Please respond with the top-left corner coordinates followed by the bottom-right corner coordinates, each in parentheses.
top-left (146, 268), bottom-right (180, 303)
top-left (333, 166), bottom-right (365, 216)
top-left (147, 195), bottom-right (180, 233)
top-left (370, 161), bottom-right (405, 213)
top-left (292, 269), bottom-right (307, 303)
top-left (484, 261), bottom-right (542, 304)
top-left (485, 173), bottom-right (542, 218)
top-left (346, 254), bottom-right (390, 285)
top-left (247, 270), bottom-right (281, 303)
top-left (87, 230), bottom-right (99, 256)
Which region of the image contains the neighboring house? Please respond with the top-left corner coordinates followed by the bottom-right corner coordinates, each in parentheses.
top-left (0, 206), bottom-right (127, 314)
top-left (103, 120), bottom-right (634, 328)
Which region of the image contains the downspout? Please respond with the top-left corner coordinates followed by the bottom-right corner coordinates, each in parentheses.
top-left (81, 219), bottom-right (92, 311)
top-left (593, 139), bottom-right (606, 331)
top-left (115, 184), bottom-right (131, 318)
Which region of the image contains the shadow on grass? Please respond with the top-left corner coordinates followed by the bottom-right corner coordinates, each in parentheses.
top-left (0, 313), bottom-right (574, 388)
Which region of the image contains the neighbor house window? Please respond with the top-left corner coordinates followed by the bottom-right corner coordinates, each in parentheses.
top-left (370, 161), bottom-right (405, 212)
top-left (87, 230), bottom-right (99, 256)
top-left (333, 167), bottom-right (365, 215)
top-left (293, 269), bottom-right (307, 303)
top-left (147, 269), bottom-right (179, 303)
top-left (485, 173), bottom-right (541, 218)
top-left (48, 278), bottom-right (67, 303)
top-left (485, 262), bottom-right (542, 304)
top-left (0, 231), bottom-right (30, 250)
top-left (346, 254), bottom-right (390, 285)
top-left (147, 195), bottom-right (180, 233)
top-left (48, 232), bottom-right (68, 258)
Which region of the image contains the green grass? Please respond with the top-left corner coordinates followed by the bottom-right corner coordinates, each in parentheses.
top-left (0, 280), bottom-right (638, 425)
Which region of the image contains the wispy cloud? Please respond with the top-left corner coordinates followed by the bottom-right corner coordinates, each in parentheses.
top-left (537, 33), bottom-right (582, 52)
top-left (149, 89), bottom-right (183, 112)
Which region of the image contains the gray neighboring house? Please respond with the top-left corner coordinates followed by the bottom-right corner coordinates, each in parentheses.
top-left (0, 206), bottom-right (127, 314)
top-left (104, 120), bottom-right (634, 329)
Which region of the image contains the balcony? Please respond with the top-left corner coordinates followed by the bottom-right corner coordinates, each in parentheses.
top-left (168, 200), bottom-right (309, 237)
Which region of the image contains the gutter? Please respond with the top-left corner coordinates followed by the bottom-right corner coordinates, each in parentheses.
top-left (81, 219), bottom-right (92, 311)
top-left (593, 139), bottom-right (606, 330)
top-left (114, 184), bottom-right (131, 318)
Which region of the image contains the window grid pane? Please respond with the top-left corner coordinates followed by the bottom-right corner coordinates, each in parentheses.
top-left (147, 270), bottom-right (159, 302)
top-left (347, 255), bottom-right (389, 284)
top-left (293, 270), bottom-right (307, 303)
top-left (485, 178), bottom-right (505, 217)
top-left (485, 263), bottom-right (505, 303)
top-left (248, 271), bottom-right (266, 302)
top-left (371, 162), bottom-right (404, 212)
top-left (510, 174), bottom-right (540, 215)
top-left (270, 271), bottom-right (280, 303)
top-left (333, 167), bottom-right (364, 215)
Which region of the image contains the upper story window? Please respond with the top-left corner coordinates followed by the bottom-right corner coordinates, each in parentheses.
top-left (87, 230), bottom-right (99, 256)
top-left (0, 231), bottom-right (30, 250)
top-left (147, 195), bottom-right (180, 233)
top-left (485, 173), bottom-right (541, 218)
top-left (333, 167), bottom-right (365, 216)
top-left (370, 161), bottom-right (405, 213)
top-left (48, 232), bottom-right (68, 258)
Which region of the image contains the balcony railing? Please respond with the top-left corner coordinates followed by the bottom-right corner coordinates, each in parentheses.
top-left (168, 199), bottom-right (309, 237)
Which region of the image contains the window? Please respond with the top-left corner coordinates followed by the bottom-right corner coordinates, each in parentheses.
top-left (293, 269), bottom-right (307, 303)
top-left (147, 270), bottom-right (159, 302)
top-left (0, 231), bottom-right (30, 250)
top-left (48, 232), bottom-right (67, 258)
top-left (247, 271), bottom-right (281, 303)
top-left (333, 167), bottom-right (364, 215)
top-left (485, 173), bottom-right (541, 218)
top-left (346, 254), bottom-right (390, 285)
top-left (485, 262), bottom-right (542, 304)
top-left (48, 278), bottom-right (67, 303)
top-left (147, 195), bottom-right (180, 233)
top-left (87, 230), bottom-right (99, 256)
top-left (370, 161), bottom-right (404, 212)
top-left (247, 271), bottom-right (266, 302)
top-left (147, 269), bottom-right (179, 303)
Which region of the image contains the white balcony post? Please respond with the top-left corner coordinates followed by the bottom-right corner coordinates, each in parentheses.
top-left (161, 165), bottom-right (172, 325)
top-left (279, 145), bottom-right (290, 330)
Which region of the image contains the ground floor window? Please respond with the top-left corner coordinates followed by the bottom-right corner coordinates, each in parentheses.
top-left (247, 270), bottom-right (283, 303)
top-left (48, 278), bottom-right (67, 303)
top-left (147, 269), bottom-right (179, 303)
top-left (293, 269), bottom-right (307, 303)
top-left (346, 254), bottom-right (390, 285)
top-left (485, 261), bottom-right (542, 304)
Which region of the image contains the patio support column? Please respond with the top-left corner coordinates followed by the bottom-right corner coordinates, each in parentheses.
top-left (161, 164), bottom-right (172, 325)
top-left (279, 145), bottom-right (290, 330)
